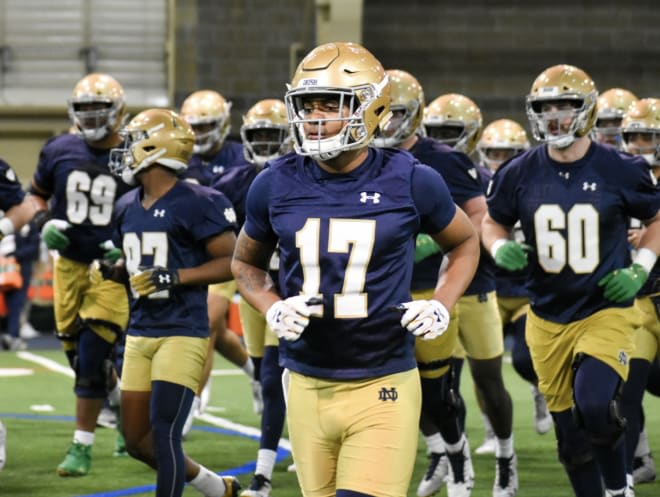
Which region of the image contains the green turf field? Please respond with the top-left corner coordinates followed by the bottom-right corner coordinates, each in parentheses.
top-left (0, 348), bottom-right (658, 497)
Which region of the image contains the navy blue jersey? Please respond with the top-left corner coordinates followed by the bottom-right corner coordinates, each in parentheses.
top-left (210, 162), bottom-right (260, 229)
top-left (409, 137), bottom-right (495, 294)
top-left (113, 181), bottom-right (237, 338)
top-left (0, 160), bottom-right (25, 211)
top-left (32, 134), bottom-right (134, 264)
top-left (244, 147), bottom-right (456, 380)
top-left (182, 140), bottom-right (245, 186)
top-left (487, 142), bottom-right (660, 323)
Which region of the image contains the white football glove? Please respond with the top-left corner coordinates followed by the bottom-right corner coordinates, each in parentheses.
top-left (398, 299), bottom-right (450, 340)
top-left (266, 295), bottom-right (323, 341)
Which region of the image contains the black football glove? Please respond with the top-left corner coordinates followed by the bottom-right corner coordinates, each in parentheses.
top-left (129, 266), bottom-right (179, 296)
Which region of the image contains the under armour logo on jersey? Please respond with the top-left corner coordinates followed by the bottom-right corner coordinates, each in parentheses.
top-left (618, 350), bottom-right (628, 366)
top-left (378, 387), bottom-right (398, 402)
top-left (153, 209), bottom-right (166, 217)
top-left (582, 182), bottom-right (597, 191)
top-left (558, 171), bottom-right (570, 180)
top-left (212, 165), bottom-right (225, 174)
top-left (158, 274), bottom-right (171, 284)
top-left (467, 168), bottom-right (478, 180)
top-left (360, 192), bottom-right (381, 204)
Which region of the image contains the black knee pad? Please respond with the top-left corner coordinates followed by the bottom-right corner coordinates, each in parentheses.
top-left (553, 411), bottom-right (595, 471)
top-left (571, 354), bottom-right (626, 448)
top-left (75, 358), bottom-right (114, 397)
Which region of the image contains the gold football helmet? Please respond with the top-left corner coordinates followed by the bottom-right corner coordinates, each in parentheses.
top-left (373, 69), bottom-right (424, 148)
top-left (423, 93), bottom-right (483, 154)
top-left (109, 108), bottom-right (195, 185)
top-left (477, 119), bottom-right (530, 171)
top-left (68, 73), bottom-right (126, 142)
top-left (593, 88), bottom-right (638, 148)
top-left (180, 90), bottom-right (232, 155)
top-left (285, 41), bottom-right (391, 161)
top-left (621, 98), bottom-right (660, 166)
top-left (240, 99), bottom-right (292, 167)
top-left (526, 64), bottom-right (598, 149)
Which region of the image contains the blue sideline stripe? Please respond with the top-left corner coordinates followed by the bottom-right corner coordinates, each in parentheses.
top-left (0, 412), bottom-right (292, 497)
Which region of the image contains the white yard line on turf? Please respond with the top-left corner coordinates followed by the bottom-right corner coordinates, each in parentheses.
top-left (16, 350), bottom-right (291, 449)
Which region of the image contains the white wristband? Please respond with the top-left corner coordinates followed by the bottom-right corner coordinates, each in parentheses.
top-left (634, 247), bottom-right (658, 273)
top-left (489, 238), bottom-right (508, 260)
top-left (0, 217), bottom-right (15, 237)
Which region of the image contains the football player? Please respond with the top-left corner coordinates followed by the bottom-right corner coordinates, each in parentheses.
top-left (232, 42), bottom-right (480, 497)
top-left (592, 88), bottom-right (638, 149)
top-left (373, 70), bottom-right (481, 497)
top-left (477, 119), bottom-right (552, 445)
top-left (483, 64), bottom-right (660, 497)
top-left (179, 90), bottom-right (256, 427)
top-left (220, 98), bottom-right (293, 497)
top-left (29, 73), bottom-right (132, 477)
top-left (619, 98), bottom-right (660, 485)
top-left (420, 92), bottom-right (520, 496)
top-left (105, 108), bottom-right (240, 497)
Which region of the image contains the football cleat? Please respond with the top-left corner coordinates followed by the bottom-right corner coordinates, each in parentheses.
top-left (113, 431), bottom-right (128, 457)
top-left (221, 475), bottom-right (242, 497)
top-left (57, 442), bottom-right (92, 477)
top-left (475, 434), bottom-right (497, 455)
top-left (446, 441), bottom-right (475, 497)
top-left (633, 453), bottom-right (656, 484)
top-left (493, 454), bottom-right (518, 497)
top-left (96, 405), bottom-right (118, 429)
top-left (287, 462), bottom-right (297, 472)
top-left (240, 474), bottom-right (272, 497)
top-left (416, 452), bottom-right (448, 497)
top-left (531, 385), bottom-right (553, 435)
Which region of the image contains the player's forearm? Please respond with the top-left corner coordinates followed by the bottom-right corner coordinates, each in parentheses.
top-left (638, 212), bottom-right (660, 256)
top-left (433, 231), bottom-right (480, 311)
top-left (231, 258), bottom-right (280, 314)
top-left (482, 212), bottom-right (513, 253)
top-left (2, 194), bottom-right (45, 235)
top-left (178, 256), bottom-right (233, 286)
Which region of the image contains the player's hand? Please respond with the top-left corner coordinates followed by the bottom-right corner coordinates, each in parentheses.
top-left (99, 240), bottom-right (122, 263)
top-left (41, 219), bottom-right (72, 250)
top-left (266, 296), bottom-right (323, 341)
top-left (129, 266), bottom-right (179, 296)
top-left (598, 263), bottom-right (649, 302)
top-left (397, 299), bottom-right (450, 340)
top-left (414, 234), bottom-right (442, 263)
top-left (493, 240), bottom-right (531, 271)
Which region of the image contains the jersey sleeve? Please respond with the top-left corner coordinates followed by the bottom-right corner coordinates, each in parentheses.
top-left (411, 163), bottom-right (456, 233)
top-left (242, 168), bottom-right (277, 242)
top-left (486, 162), bottom-right (520, 227)
top-left (191, 188), bottom-right (238, 242)
top-left (0, 160), bottom-right (26, 211)
top-left (621, 159), bottom-right (660, 221)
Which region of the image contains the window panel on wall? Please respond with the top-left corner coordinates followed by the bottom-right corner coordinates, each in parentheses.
top-left (0, 0), bottom-right (169, 107)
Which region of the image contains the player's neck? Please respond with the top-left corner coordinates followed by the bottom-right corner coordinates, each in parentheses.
top-left (546, 136), bottom-right (591, 163)
top-left (399, 134), bottom-right (419, 151)
top-left (317, 147), bottom-right (369, 174)
top-left (139, 166), bottom-right (178, 209)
